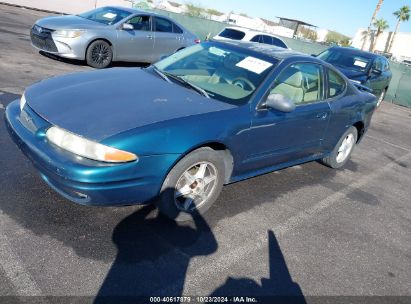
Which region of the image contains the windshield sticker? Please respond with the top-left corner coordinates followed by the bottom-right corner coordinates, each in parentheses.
top-left (354, 60), bottom-right (367, 68)
top-left (236, 56), bottom-right (273, 74)
top-left (209, 47), bottom-right (227, 57)
top-left (103, 12), bottom-right (117, 19)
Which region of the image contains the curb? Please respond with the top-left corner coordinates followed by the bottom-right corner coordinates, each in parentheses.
top-left (0, 2), bottom-right (66, 15)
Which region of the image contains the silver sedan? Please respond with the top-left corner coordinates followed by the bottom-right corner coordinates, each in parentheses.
top-left (30, 6), bottom-right (199, 68)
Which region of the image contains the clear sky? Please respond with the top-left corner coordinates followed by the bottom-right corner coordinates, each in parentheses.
top-left (174, 0), bottom-right (411, 37)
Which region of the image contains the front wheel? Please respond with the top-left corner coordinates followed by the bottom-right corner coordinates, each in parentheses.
top-left (156, 147), bottom-right (225, 222)
top-left (321, 126), bottom-right (358, 169)
top-left (86, 40), bottom-right (113, 69)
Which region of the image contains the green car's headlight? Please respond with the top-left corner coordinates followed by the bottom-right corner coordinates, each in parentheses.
top-left (46, 126), bottom-right (138, 163)
top-left (20, 93), bottom-right (27, 111)
top-left (53, 30), bottom-right (84, 38)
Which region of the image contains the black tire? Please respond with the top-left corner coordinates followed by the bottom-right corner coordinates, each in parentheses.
top-left (321, 126), bottom-right (358, 169)
top-left (86, 40), bottom-right (113, 69)
top-left (156, 147), bottom-right (225, 222)
top-left (376, 89), bottom-right (387, 107)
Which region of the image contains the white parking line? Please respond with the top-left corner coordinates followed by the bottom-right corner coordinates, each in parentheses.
top-left (168, 152), bottom-right (411, 294)
top-left (0, 212), bottom-right (43, 296)
top-left (365, 134), bottom-right (411, 152)
top-left (0, 103), bottom-right (4, 110)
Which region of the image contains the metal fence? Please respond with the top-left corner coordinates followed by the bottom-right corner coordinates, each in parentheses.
top-left (385, 62), bottom-right (411, 108)
top-left (149, 8), bottom-right (411, 108)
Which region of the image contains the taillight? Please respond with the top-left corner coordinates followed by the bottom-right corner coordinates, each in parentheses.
top-left (194, 39), bottom-right (201, 44)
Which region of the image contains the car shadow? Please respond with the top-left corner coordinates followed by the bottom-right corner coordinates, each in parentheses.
top-left (210, 230), bottom-right (306, 304)
top-left (94, 204), bottom-right (218, 301)
top-left (38, 51), bottom-right (150, 68)
top-left (0, 129), bottom-right (358, 264)
top-left (204, 159), bottom-right (356, 227)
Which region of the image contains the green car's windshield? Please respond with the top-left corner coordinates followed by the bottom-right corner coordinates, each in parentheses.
top-left (317, 49), bottom-right (372, 72)
top-left (154, 43), bottom-right (278, 104)
top-left (77, 7), bottom-right (132, 25)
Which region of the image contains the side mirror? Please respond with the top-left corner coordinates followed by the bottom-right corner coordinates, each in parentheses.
top-left (263, 93), bottom-right (296, 112)
top-left (122, 23), bottom-right (134, 30)
top-left (311, 54), bottom-right (317, 57)
top-left (372, 68), bottom-right (382, 75)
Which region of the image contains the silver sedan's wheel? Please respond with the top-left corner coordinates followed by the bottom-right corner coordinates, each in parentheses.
top-left (86, 40), bottom-right (113, 69)
top-left (336, 133), bottom-right (355, 163)
top-left (174, 162), bottom-right (218, 212)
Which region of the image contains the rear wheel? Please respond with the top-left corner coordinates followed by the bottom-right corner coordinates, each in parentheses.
top-left (376, 89), bottom-right (386, 107)
top-left (156, 147), bottom-right (225, 222)
top-left (321, 126), bottom-right (358, 169)
top-left (86, 40), bottom-right (112, 69)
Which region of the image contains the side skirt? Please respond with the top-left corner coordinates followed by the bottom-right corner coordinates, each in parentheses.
top-left (228, 153), bottom-right (329, 184)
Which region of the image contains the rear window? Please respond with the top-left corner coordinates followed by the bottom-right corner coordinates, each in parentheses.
top-left (218, 28), bottom-right (246, 40)
top-left (154, 17), bottom-right (173, 33)
top-left (251, 35), bottom-right (287, 49)
top-left (328, 69), bottom-right (346, 98)
top-left (173, 24), bottom-right (183, 34)
top-left (272, 37), bottom-right (287, 48)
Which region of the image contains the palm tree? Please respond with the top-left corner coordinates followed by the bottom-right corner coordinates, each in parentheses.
top-left (387, 5), bottom-right (410, 53)
top-left (372, 18), bottom-right (389, 51)
top-left (362, 0), bottom-right (384, 50)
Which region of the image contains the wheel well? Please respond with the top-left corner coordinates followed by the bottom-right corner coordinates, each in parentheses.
top-left (353, 121), bottom-right (365, 142)
top-left (86, 38), bottom-right (113, 56)
top-left (187, 142), bottom-right (234, 184)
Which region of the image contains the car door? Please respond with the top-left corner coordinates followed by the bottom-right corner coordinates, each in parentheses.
top-left (116, 15), bottom-right (154, 62)
top-left (152, 17), bottom-right (182, 61)
top-left (246, 62), bottom-right (331, 171)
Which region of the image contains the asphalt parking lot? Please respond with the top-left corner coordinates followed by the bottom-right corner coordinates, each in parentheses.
top-left (1, 4), bottom-right (411, 303)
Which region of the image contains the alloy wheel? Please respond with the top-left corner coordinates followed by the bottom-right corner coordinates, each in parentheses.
top-left (90, 43), bottom-right (111, 67)
top-left (336, 133), bottom-right (355, 163)
top-left (174, 162), bottom-right (218, 212)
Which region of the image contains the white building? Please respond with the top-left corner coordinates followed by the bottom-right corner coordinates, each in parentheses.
top-left (155, 0), bottom-right (184, 13)
top-left (215, 13), bottom-right (265, 29)
top-left (316, 28), bottom-right (329, 42)
top-left (352, 28), bottom-right (411, 62)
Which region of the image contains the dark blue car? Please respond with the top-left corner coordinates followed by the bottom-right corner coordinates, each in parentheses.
top-left (5, 41), bottom-right (377, 221)
top-left (317, 46), bottom-right (392, 107)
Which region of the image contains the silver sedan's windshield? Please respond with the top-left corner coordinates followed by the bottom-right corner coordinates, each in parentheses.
top-left (77, 7), bottom-right (132, 25)
top-left (154, 43), bottom-right (278, 104)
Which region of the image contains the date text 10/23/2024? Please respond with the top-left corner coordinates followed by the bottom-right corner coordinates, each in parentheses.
top-left (149, 296), bottom-right (258, 303)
